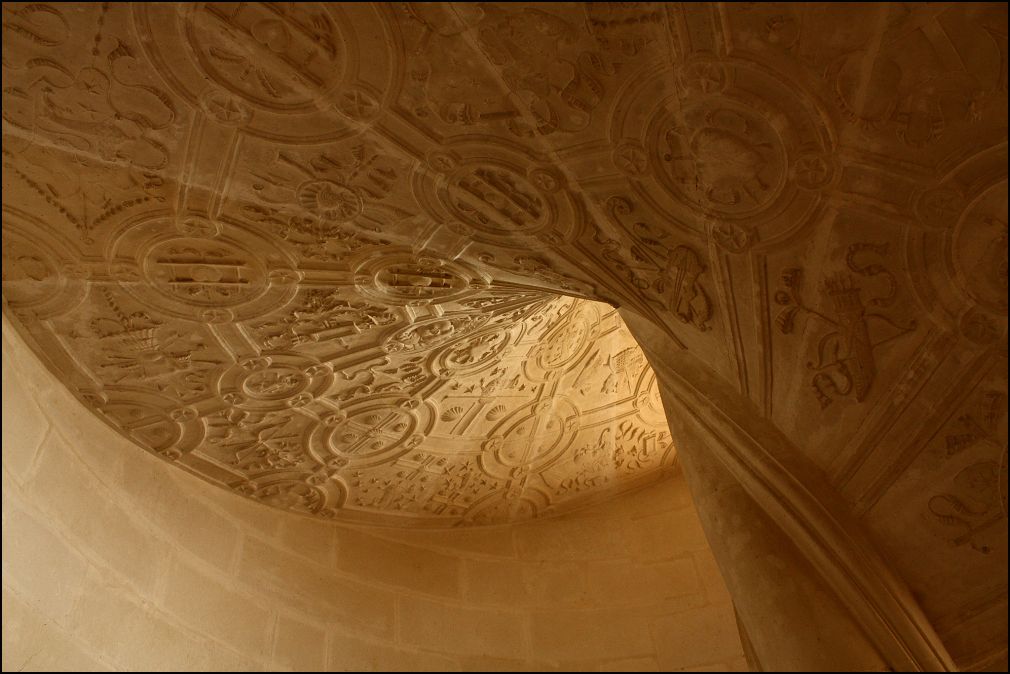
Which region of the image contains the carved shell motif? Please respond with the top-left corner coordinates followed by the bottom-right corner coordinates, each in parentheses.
top-left (486, 404), bottom-right (507, 421)
top-left (441, 406), bottom-right (465, 421)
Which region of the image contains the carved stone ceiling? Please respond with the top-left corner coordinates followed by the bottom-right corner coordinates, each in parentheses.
top-left (0, 2), bottom-right (687, 527)
top-left (1, 1), bottom-right (1008, 662)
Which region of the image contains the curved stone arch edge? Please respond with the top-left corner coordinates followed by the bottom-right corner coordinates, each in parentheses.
top-left (619, 306), bottom-right (955, 672)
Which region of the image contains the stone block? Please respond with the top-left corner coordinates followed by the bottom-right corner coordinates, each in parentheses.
top-left (67, 570), bottom-right (208, 671)
top-left (371, 527), bottom-right (518, 558)
top-left (161, 558), bottom-right (275, 658)
top-left (336, 529), bottom-right (461, 598)
top-left (600, 656), bottom-right (660, 671)
top-left (27, 436), bottom-right (166, 595)
top-left (119, 461), bottom-right (241, 572)
top-left (650, 603), bottom-right (744, 670)
top-left (237, 535), bottom-right (395, 637)
top-left (277, 514), bottom-right (337, 566)
top-left (1, 348), bottom-right (49, 483)
top-left (2, 586), bottom-right (111, 672)
top-left (584, 558), bottom-right (701, 607)
top-left (529, 606), bottom-right (655, 661)
top-left (397, 595), bottom-right (526, 659)
top-left (461, 557), bottom-right (527, 606)
top-left (273, 614), bottom-right (327, 672)
top-left (1, 503), bottom-right (89, 620)
top-left (623, 509), bottom-right (711, 560)
top-left (329, 631), bottom-right (458, 672)
top-left (515, 517), bottom-right (628, 561)
top-left (524, 560), bottom-right (590, 606)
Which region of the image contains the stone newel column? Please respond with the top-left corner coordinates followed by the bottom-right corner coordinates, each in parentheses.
top-left (667, 414), bottom-right (889, 671)
top-left (620, 308), bottom-right (954, 672)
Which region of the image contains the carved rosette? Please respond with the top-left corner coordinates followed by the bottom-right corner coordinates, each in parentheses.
top-left (98, 390), bottom-right (206, 462)
top-left (523, 300), bottom-right (598, 383)
top-left (109, 217), bottom-right (300, 323)
top-left (907, 146), bottom-right (1008, 348)
top-left (307, 395), bottom-right (434, 468)
top-left (410, 142), bottom-right (578, 249)
top-left (133, 2), bottom-right (397, 140)
top-left (610, 59), bottom-right (835, 249)
top-left (634, 372), bottom-right (668, 428)
top-left (217, 354), bottom-right (333, 411)
top-left (351, 250), bottom-right (490, 307)
top-left (1, 213), bottom-right (88, 319)
top-left (479, 397), bottom-right (580, 477)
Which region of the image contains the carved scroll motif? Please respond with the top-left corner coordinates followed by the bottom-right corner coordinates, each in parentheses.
top-left (775, 243), bottom-right (917, 408)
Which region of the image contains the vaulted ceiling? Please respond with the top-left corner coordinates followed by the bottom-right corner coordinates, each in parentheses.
top-left (2, 2), bottom-right (1007, 669)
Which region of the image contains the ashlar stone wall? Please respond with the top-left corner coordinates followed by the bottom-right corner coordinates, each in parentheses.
top-left (2, 314), bottom-right (746, 672)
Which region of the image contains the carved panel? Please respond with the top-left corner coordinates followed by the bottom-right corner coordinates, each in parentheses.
top-left (906, 146), bottom-right (1008, 350)
top-left (609, 58), bottom-right (835, 248)
top-left (774, 243), bottom-right (918, 409)
top-left (134, 2), bottom-right (398, 142)
top-left (411, 141), bottom-right (578, 249)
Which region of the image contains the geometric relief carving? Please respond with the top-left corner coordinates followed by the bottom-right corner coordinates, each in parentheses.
top-left (382, 314), bottom-right (492, 356)
top-left (398, 8), bottom-right (515, 136)
top-left (0, 221), bottom-right (86, 317)
top-left (411, 142), bottom-right (577, 249)
top-left (217, 354), bottom-right (333, 411)
top-left (474, 250), bottom-right (598, 298)
top-left (610, 58), bottom-right (834, 247)
top-left (97, 390), bottom-right (207, 462)
top-left (906, 148), bottom-right (1008, 348)
top-left (447, 165), bottom-right (549, 235)
top-left (944, 390), bottom-right (1007, 458)
top-left (291, 296), bottom-right (678, 524)
top-left (951, 181), bottom-right (1008, 316)
top-left (1, 0), bottom-right (1001, 551)
top-left (660, 106), bottom-right (786, 216)
top-left (183, 2), bottom-right (347, 111)
top-left (2, 13), bottom-right (177, 172)
top-left (71, 288), bottom-right (221, 400)
top-left (821, 7), bottom-right (1007, 153)
top-left (0, 0), bottom-right (677, 521)
top-left (229, 139), bottom-right (413, 263)
top-left (532, 301), bottom-right (598, 374)
top-left (433, 327), bottom-right (514, 378)
top-left (134, 2), bottom-right (396, 142)
top-left (564, 420), bottom-right (673, 492)
top-left (775, 243), bottom-right (918, 408)
top-left (4, 232), bottom-right (675, 524)
top-left (2, 7), bottom-right (180, 249)
top-left (465, 4), bottom-right (608, 137)
top-left (108, 218), bottom-right (300, 323)
top-left (398, 1), bottom-right (659, 141)
top-left (312, 397), bottom-right (427, 464)
top-left (237, 477), bottom-right (346, 519)
top-left (144, 238), bottom-right (266, 306)
top-left (247, 288), bottom-right (398, 351)
top-left (352, 250), bottom-right (490, 307)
